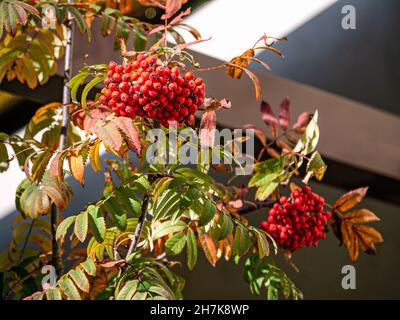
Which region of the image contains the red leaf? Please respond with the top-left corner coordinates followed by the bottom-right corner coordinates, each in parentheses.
top-left (243, 124), bottom-right (267, 147)
top-left (169, 7), bottom-right (191, 25)
top-left (99, 259), bottom-right (125, 268)
top-left (278, 97), bottom-right (290, 131)
top-left (49, 152), bottom-right (61, 177)
top-left (174, 37), bottom-right (211, 50)
top-left (113, 117), bottom-right (141, 153)
top-left (162, 0), bottom-right (184, 20)
top-left (83, 108), bottom-right (110, 132)
top-left (260, 101), bottom-right (278, 138)
top-left (203, 97), bottom-right (232, 111)
top-left (199, 110), bottom-right (216, 148)
top-left (293, 112), bottom-right (312, 134)
top-left (92, 122), bottom-right (123, 152)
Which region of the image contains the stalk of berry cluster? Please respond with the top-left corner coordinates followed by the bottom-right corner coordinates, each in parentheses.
top-left (52, 0), bottom-right (76, 276)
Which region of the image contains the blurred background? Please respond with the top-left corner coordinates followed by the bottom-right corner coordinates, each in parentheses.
top-left (1, 0), bottom-right (399, 299)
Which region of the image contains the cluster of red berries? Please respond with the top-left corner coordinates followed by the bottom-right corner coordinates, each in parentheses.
top-left (99, 54), bottom-right (205, 127)
top-left (261, 186), bottom-right (332, 252)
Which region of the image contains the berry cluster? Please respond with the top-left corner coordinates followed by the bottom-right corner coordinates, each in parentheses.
top-left (99, 54), bottom-right (205, 127)
top-left (260, 186), bottom-right (332, 252)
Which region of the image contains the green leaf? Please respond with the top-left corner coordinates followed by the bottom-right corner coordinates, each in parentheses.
top-left (31, 150), bottom-right (53, 183)
top-left (0, 141), bottom-right (9, 173)
top-left (7, 3), bottom-right (17, 36)
top-left (252, 228), bottom-right (270, 259)
top-left (80, 258), bottom-right (96, 276)
top-left (153, 189), bottom-right (182, 220)
top-left (244, 256), bottom-right (303, 300)
top-left (41, 172), bottom-right (73, 212)
top-left (87, 205), bottom-right (106, 243)
top-left (133, 26), bottom-right (147, 51)
top-left (68, 70), bottom-right (90, 103)
top-left (56, 216), bottom-right (76, 241)
top-left (293, 111), bottom-right (319, 155)
top-left (153, 220), bottom-right (187, 240)
top-left (102, 197), bottom-right (127, 231)
top-left (186, 228), bottom-right (197, 270)
top-left (174, 167), bottom-right (214, 185)
top-left (18, 180), bottom-right (50, 218)
top-left (59, 277), bottom-right (81, 300)
top-left (304, 151), bottom-right (327, 183)
top-left (233, 224), bottom-right (251, 260)
top-left (198, 198), bottom-right (216, 226)
top-left (215, 213), bottom-right (234, 241)
top-left (165, 233), bottom-right (187, 256)
top-left (116, 280), bottom-right (138, 300)
top-left (251, 157), bottom-right (284, 185)
top-left (74, 210), bottom-right (89, 242)
top-left (67, 6), bottom-right (91, 40)
top-left (46, 288), bottom-right (62, 300)
top-left (148, 285), bottom-right (174, 300)
top-left (255, 182), bottom-right (279, 201)
top-left (69, 268), bottom-right (90, 293)
top-left (152, 177), bottom-right (173, 203)
top-left (81, 75), bottom-right (105, 113)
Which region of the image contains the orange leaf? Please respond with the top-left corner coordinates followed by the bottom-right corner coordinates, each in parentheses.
top-left (333, 187), bottom-right (369, 212)
top-left (289, 182), bottom-right (301, 192)
top-left (68, 153), bottom-right (85, 185)
top-left (341, 221), bottom-right (359, 262)
top-left (226, 49), bottom-right (255, 79)
top-left (355, 225), bottom-right (384, 244)
top-left (197, 228), bottom-right (217, 266)
top-left (343, 209), bottom-right (380, 224)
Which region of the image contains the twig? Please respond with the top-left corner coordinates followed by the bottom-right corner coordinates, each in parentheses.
top-left (125, 194), bottom-right (150, 261)
top-left (18, 220), bottom-right (35, 261)
top-left (238, 200), bottom-right (275, 215)
top-left (51, 0), bottom-right (75, 276)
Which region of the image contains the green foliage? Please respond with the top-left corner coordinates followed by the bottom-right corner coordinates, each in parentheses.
top-left (116, 254), bottom-right (183, 300)
top-left (0, 1), bottom-right (39, 38)
top-left (15, 172), bottom-right (72, 219)
top-left (0, 27), bottom-right (64, 88)
top-left (244, 256), bottom-right (303, 300)
top-left (251, 112), bottom-right (321, 200)
top-left (0, 2), bottom-right (379, 301)
top-left (68, 65), bottom-right (107, 113)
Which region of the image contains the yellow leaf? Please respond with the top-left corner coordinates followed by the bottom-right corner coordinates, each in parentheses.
top-left (68, 152), bottom-right (85, 185)
top-left (89, 141), bottom-right (102, 172)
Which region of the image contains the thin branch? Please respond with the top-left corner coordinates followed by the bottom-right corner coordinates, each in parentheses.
top-left (18, 220), bottom-right (35, 261)
top-left (238, 200), bottom-right (275, 215)
top-left (51, 0), bottom-right (75, 276)
top-left (125, 194), bottom-right (150, 261)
